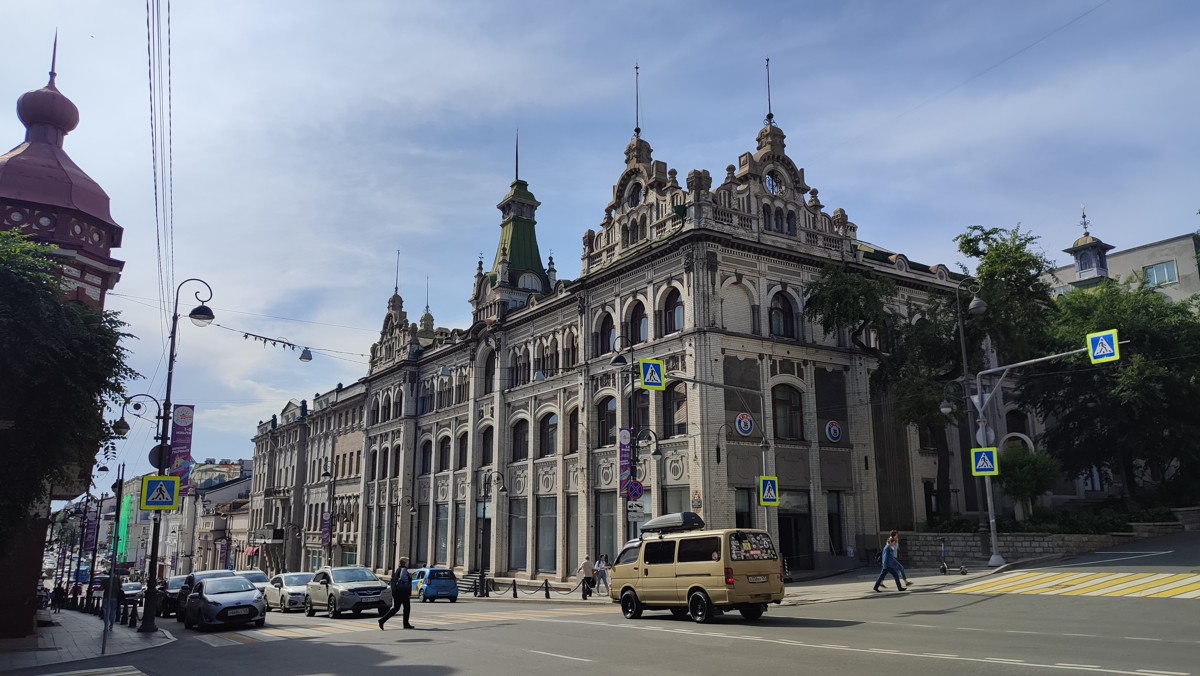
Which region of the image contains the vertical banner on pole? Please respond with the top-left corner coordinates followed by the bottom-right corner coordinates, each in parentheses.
top-left (618, 428), bottom-right (632, 498)
top-left (83, 506), bottom-right (99, 552)
top-left (321, 512), bottom-right (332, 548)
top-left (218, 539), bottom-right (229, 570)
top-left (169, 404), bottom-right (196, 493)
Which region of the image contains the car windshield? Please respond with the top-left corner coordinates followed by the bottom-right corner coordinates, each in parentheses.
top-left (205, 578), bottom-right (255, 594)
top-left (331, 568), bottom-right (378, 583)
top-left (429, 570), bottom-right (455, 579)
top-left (166, 577), bottom-right (186, 590)
top-left (122, 583), bottom-right (141, 592)
top-left (238, 571), bottom-right (269, 583)
top-left (197, 571), bottom-right (235, 581)
top-left (283, 574), bottom-right (313, 586)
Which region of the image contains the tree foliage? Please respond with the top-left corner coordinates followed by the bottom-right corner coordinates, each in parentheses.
top-left (1018, 277), bottom-right (1200, 502)
top-left (0, 231), bottom-right (135, 550)
top-left (999, 445), bottom-right (1061, 518)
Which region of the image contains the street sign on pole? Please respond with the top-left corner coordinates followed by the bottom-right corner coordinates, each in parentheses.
top-left (971, 448), bottom-right (999, 477)
top-left (1086, 329), bottom-right (1120, 365)
top-left (758, 476), bottom-right (780, 507)
top-left (639, 359), bottom-right (666, 391)
top-left (140, 476), bottom-right (180, 511)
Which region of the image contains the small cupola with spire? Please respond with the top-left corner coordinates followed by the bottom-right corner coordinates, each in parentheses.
top-left (1063, 206), bottom-right (1115, 287)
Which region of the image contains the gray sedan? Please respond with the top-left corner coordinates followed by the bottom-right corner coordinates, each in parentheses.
top-left (182, 576), bottom-right (266, 630)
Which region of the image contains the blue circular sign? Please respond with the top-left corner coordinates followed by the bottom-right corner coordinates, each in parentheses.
top-left (628, 481), bottom-right (644, 501)
top-left (735, 412), bottom-right (755, 436)
top-left (825, 420), bottom-right (843, 443)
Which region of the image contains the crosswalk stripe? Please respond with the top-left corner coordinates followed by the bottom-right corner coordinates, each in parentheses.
top-left (1007, 573), bottom-right (1099, 594)
top-left (1100, 574), bottom-right (1194, 597)
top-left (1077, 574), bottom-right (1173, 597)
top-left (1157, 583), bottom-right (1200, 599)
top-left (1126, 575), bottom-right (1200, 597)
top-left (982, 573), bottom-right (1082, 594)
top-left (950, 572), bottom-right (1043, 594)
top-left (1037, 573), bottom-right (1128, 595)
top-left (1059, 573), bottom-right (1157, 596)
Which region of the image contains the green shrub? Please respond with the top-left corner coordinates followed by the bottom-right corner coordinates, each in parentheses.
top-left (920, 517), bottom-right (979, 533)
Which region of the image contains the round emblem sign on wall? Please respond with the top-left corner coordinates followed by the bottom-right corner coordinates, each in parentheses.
top-left (735, 412), bottom-right (755, 436)
top-left (825, 420), bottom-right (843, 443)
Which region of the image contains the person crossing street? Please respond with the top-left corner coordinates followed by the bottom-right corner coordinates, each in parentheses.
top-left (379, 557), bottom-right (414, 630)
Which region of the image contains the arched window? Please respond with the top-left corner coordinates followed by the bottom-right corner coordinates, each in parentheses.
top-left (438, 437), bottom-right (451, 472)
top-left (663, 289), bottom-right (684, 334)
top-left (627, 183), bottom-right (643, 208)
top-left (597, 397), bottom-right (617, 447)
top-left (635, 389), bottom-right (650, 429)
top-left (629, 302), bottom-right (648, 345)
top-left (382, 394), bottom-right (392, 422)
top-left (769, 294), bottom-right (796, 338)
top-left (481, 427), bottom-right (494, 467)
top-left (762, 204), bottom-right (772, 228)
top-left (599, 313), bottom-right (616, 354)
top-left (1078, 251), bottom-right (1095, 271)
top-left (392, 391), bottom-right (403, 419)
top-left (775, 207), bottom-right (784, 232)
top-left (663, 382), bottom-right (687, 437)
top-left (369, 398), bottom-right (379, 425)
top-left (420, 441), bottom-right (433, 475)
top-left (483, 352), bottom-right (497, 394)
top-left (457, 433), bottom-right (468, 470)
top-left (539, 413), bottom-right (558, 457)
top-left (368, 450), bottom-right (377, 482)
top-left (786, 211), bottom-right (797, 235)
top-left (772, 385), bottom-right (804, 440)
top-left (392, 445), bottom-right (401, 476)
top-left (567, 408), bottom-right (580, 453)
top-left (380, 448), bottom-right (390, 480)
top-left (511, 420), bottom-right (529, 462)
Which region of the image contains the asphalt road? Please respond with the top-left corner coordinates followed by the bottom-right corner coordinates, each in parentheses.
top-left (14, 582), bottom-right (1197, 676)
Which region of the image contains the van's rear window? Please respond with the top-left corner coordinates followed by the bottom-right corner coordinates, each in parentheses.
top-left (728, 532), bottom-right (777, 561)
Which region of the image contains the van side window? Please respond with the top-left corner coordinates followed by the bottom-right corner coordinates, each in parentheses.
top-left (677, 536), bottom-right (720, 563)
top-left (615, 545), bottom-right (640, 566)
top-left (644, 541), bottom-right (676, 565)
top-left (728, 532), bottom-right (778, 560)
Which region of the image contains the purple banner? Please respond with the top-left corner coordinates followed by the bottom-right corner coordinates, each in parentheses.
top-left (82, 506), bottom-right (99, 551)
top-left (218, 539), bottom-right (230, 570)
top-left (321, 512), bottom-right (332, 547)
top-left (168, 404), bottom-right (196, 491)
top-left (618, 428), bottom-right (632, 498)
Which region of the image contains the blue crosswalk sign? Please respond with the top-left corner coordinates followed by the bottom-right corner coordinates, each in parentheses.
top-left (141, 475), bottom-right (180, 510)
top-left (971, 448), bottom-right (999, 477)
top-left (759, 476), bottom-right (780, 506)
top-left (1086, 329), bottom-right (1120, 365)
top-left (639, 359), bottom-right (666, 391)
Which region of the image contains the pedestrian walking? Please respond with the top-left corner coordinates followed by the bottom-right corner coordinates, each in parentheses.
top-left (593, 554), bottom-right (610, 595)
top-left (576, 556), bottom-right (595, 599)
top-left (889, 530), bottom-right (911, 586)
top-left (379, 557), bottom-right (414, 630)
top-left (873, 536), bottom-right (907, 592)
top-left (52, 585), bottom-right (65, 613)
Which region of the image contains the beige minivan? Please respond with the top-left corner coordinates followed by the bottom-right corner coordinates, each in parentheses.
top-left (609, 512), bottom-right (785, 623)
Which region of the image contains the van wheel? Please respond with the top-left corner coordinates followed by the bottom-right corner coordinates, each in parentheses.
top-left (688, 591), bottom-right (714, 624)
top-left (739, 604), bottom-right (764, 621)
top-left (620, 590), bottom-right (644, 619)
top-left (670, 608), bottom-right (688, 619)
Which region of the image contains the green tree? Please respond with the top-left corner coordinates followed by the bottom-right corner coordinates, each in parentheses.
top-left (804, 225), bottom-right (1057, 519)
top-left (1018, 278), bottom-right (1200, 502)
top-left (0, 231), bottom-right (135, 551)
top-left (999, 445), bottom-right (1060, 519)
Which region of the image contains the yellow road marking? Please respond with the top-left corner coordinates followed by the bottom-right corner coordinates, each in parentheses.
top-left (1036, 573), bottom-right (1127, 595)
top-left (1059, 573), bottom-right (1155, 596)
top-left (1012, 573), bottom-right (1112, 594)
top-left (1100, 574), bottom-right (1194, 597)
top-left (949, 572), bottom-right (1046, 594)
top-left (1148, 579), bottom-right (1200, 598)
top-left (980, 573), bottom-right (1084, 594)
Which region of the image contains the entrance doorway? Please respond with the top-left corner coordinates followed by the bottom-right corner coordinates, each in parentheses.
top-left (778, 512), bottom-right (814, 573)
top-left (476, 519), bottom-right (491, 572)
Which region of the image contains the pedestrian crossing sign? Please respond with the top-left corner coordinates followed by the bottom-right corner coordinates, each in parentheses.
top-left (759, 476), bottom-right (780, 507)
top-left (639, 359), bottom-right (666, 391)
top-left (141, 475), bottom-right (180, 510)
top-left (1086, 329), bottom-right (1120, 365)
top-left (970, 448), bottom-right (999, 477)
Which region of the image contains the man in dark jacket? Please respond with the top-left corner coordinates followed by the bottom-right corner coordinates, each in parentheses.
top-left (378, 557), bottom-right (414, 630)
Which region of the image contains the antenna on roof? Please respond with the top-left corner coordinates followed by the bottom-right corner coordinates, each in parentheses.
top-left (634, 63), bottom-right (641, 139)
top-left (49, 30), bottom-right (59, 85)
top-left (394, 249), bottom-right (401, 295)
top-left (425, 275), bottom-right (430, 311)
top-left (1079, 204), bottom-right (1090, 235)
top-left (765, 57), bottom-right (774, 127)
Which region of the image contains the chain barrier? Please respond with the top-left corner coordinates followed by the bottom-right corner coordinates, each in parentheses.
top-left (553, 578), bottom-right (585, 596)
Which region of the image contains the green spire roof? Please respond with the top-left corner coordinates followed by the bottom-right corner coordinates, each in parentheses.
top-left (492, 178), bottom-right (549, 290)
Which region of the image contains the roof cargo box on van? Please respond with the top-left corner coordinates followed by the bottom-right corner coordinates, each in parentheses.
top-left (640, 512), bottom-right (705, 533)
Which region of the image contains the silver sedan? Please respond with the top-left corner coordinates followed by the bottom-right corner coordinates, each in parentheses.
top-left (265, 572), bottom-right (313, 612)
top-left (182, 576), bottom-right (266, 630)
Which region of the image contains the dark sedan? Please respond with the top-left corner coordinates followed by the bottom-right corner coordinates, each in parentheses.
top-left (157, 575), bottom-right (187, 617)
top-left (182, 576), bottom-right (266, 631)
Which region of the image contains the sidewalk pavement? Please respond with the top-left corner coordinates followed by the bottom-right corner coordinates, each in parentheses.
top-left (0, 608), bottom-right (174, 673)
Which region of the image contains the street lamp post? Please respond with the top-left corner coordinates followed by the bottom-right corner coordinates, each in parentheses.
top-left (608, 336), bottom-right (662, 538)
top-left (474, 470), bottom-right (506, 597)
top-left (320, 459), bottom-right (335, 566)
top-left (948, 275), bottom-right (1005, 566)
top-left (112, 277), bottom-right (214, 632)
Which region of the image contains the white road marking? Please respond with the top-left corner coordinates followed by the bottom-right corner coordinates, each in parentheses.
top-left (1007, 630), bottom-right (1039, 634)
top-left (924, 653), bottom-right (959, 658)
top-left (956, 627), bottom-right (986, 631)
top-left (528, 650), bottom-right (592, 662)
top-left (1058, 665), bottom-right (1103, 669)
top-left (986, 658), bottom-right (1027, 663)
top-left (1136, 671), bottom-right (1189, 676)
top-left (1124, 637), bottom-right (1163, 642)
top-left (1065, 633), bottom-right (1100, 637)
top-left (1038, 552), bottom-right (1174, 568)
top-left (193, 634), bottom-right (238, 647)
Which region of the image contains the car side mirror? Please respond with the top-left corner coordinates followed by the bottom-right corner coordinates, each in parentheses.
top-left (188, 593), bottom-right (199, 599)
top-left (321, 579), bottom-right (329, 585)
top-left (274, 582), bottom-right (283, 588)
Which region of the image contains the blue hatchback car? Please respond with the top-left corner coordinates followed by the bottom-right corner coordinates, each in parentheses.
top-left (411, 567), bottom-right (459, 603)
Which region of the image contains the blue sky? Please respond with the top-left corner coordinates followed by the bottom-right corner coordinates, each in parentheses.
top-left (4, 0), bottom-right (1198, 486)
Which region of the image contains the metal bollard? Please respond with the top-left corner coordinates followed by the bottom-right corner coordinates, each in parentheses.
top-left (119, 603), bottom-right (128, 624)
top-left (128, 603), bottom-right (138, 627)
top-left (543, 580), bottom-right (550, 599)
top-left (511, 580), bottom-right (518, 599)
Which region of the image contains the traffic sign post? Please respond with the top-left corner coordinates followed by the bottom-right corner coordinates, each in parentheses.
top-left (970, 448), bottom-right (999, 477)
top-left (140, 476), bottom-right (180, 511)
top-left (627, 480), bottom-right (644, 502)
top-left (639, 359), bottom-right (666, 391)
top-left (758, 476), bottom-right (780, 507)
top-left (1086, 329), bottom-right (1120, 365)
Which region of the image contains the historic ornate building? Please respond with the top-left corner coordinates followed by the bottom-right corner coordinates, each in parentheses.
top-left (350, 113), bottom-right (960, 580)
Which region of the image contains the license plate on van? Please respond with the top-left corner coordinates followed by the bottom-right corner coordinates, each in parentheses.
top-left (748, 575), bottom-right (767, 583)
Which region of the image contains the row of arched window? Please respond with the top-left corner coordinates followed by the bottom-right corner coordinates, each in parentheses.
top-left (595, 289), bottom-right (685, 357)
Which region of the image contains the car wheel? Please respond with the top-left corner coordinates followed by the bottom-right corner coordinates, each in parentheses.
top-left (449, 597), bottom-right (457, 603)
top-left (304, 596), bottom-right (315, 617)
top-left (670, 608), bottom-right (688, 619)
top-left (738, 604), bottom-right (764, 621)
top-left (183, 612), bottom-right (193, 630)
top-left (688, 591), bottom-right (714, 624)
top-left (327, 596), bottom-right (339, 618)
top-left (176, 607), bottom-right (185, 623)
top-left (620, 590), bottom-right (643, 620)
top-left (353, 609), bottom-right (362, 617)
top-left (255, 618), bottom-right (265, 628)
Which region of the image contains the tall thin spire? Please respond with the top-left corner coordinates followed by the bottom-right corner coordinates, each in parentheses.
top-left (515, 129), bottom-right (519, 181)
top-left (394, 249), bottom-right (401, 294)
top-left (764, 57), bottom-right (774, 126)
top-left (425, 275), bottom-right (430, 311)
top-left (50, 30), bottom-right (59, 86)
top-left (634, 63), bottom-right (641, 139)
top-left (1079, 204), bottom-right (1090, 235)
